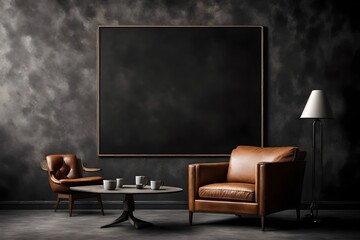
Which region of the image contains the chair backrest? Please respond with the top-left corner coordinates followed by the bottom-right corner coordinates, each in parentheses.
top-left (46, 154), bottom-right (81, 180)
top-left (226, 146), bottom-right (302, 184)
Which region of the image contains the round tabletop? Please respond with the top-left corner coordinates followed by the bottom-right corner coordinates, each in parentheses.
top-left (70, 185), bottom-right (183, 194)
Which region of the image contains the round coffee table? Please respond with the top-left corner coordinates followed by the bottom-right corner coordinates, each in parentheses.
top-left (70, 185), bottom-right (182, 229)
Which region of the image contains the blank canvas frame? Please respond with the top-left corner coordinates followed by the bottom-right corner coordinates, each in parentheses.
top-left (97, 25), bottom-right (263, 156)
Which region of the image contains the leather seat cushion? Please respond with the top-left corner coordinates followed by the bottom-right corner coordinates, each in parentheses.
top-left (60, 176), bottom-right (103, 187)
top-left (199, 182), bottom-right (255, 202)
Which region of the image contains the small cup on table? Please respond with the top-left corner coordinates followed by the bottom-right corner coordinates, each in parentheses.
top-left (135, 176), bottom-right (150, 189)
top-left (103, 180), bottom-right (116, 190)
top-left (150, 180), bottom-right (164, 190)
top-left (116, 178), bottom-right (124, 188)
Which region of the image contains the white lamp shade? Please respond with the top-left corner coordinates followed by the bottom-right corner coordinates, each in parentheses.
top-left (300, 90), bottom-right (333, 119)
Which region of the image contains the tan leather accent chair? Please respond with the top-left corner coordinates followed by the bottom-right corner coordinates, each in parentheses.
top-left (188, 146), bottom-right (306, 230)
top-left (40, 154), bottom-right (104, 216)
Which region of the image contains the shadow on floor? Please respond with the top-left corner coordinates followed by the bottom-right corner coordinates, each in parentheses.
top-left (190, 212), bottom-right (360, 232)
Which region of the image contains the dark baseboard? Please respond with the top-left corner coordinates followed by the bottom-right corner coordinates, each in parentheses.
top-left (0, 201), bottom-right (359, 210)
top-left (300, 201), bottom-right (360, 210)
top-left (0, 201), bottom-right (188, 210)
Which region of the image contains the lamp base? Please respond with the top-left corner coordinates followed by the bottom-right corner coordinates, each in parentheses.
top-left (303, 201), bottom-right (321, 223)
top-left (303, 213), bottom-right (320, 223)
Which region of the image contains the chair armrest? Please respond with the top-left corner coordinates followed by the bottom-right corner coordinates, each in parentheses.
top-left (40, 160), bottom-right (64, 188)
top-left (50, 173), bottom-right (62, 184)
top-left (188, 162), bottom-right (229, 211)
top-left (39, 160), bottom-right (47, 171)
top-left (189, 162), bottom-right (229, 188)
top-left (49, 173), bottom-right (70, 193)
top-left (78, 158), bottom-right (102, 172)
top-left (81, 161), bottom-right (102, 172)
top-left (257, 161), bottom-right (306, 216)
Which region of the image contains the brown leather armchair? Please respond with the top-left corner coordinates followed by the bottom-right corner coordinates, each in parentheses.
top-left (40, 154), bottom-right (104, 216)
top-left (188, 146), bottom-right (306, 230)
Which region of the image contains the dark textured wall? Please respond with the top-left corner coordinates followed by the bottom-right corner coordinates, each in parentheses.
top-left (0, 0), bottom-right (359, 203)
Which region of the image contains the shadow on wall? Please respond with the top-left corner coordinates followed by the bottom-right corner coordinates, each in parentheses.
top-left (323, 0), bottom-right (360, 199)
top-left (325, 47), bottom-right (360, 200)
top-left (0, 128), bottom-right (31, 200)
top-left (324, 1), bottom-right (360, 201)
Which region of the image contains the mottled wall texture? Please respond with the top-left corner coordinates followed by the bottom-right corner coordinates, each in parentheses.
top-left (0, 0), bottom-right (359, 203)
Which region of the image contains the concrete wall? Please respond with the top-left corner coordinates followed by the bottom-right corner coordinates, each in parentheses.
top-left (0, 0), bottom-right (359, 204)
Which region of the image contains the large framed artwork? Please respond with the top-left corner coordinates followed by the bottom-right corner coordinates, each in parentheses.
top-left (97, 25), bottom-right (263, 156)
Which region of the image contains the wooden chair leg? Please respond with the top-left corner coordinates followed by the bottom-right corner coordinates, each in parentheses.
top-left (54, 195), bottom-right (61, 212)
top-left (97, 194), bottom-right (105, 215)
top-left (69, 194), bottom-right (74, 217)
top-left (261, 216), bottom-right (265, 231)
top-left (189, 212), bottom-right (193, 226)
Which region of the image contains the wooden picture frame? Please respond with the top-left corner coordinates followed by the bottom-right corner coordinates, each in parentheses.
top-left (97, 25), bottom-right (264, 156)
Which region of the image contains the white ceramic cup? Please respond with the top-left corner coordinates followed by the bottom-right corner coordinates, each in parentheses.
top-left (103, 180), bottom-right (116, 190)
top-left (150, 180), bottom-right (164, 190)
top-left (116, 178), bottom-right (124, 188)
top-left (135, 176), bottom-right (150, 187)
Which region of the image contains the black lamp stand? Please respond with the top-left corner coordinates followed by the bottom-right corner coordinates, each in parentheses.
top-left (305, 118), bottom-right (323, 223)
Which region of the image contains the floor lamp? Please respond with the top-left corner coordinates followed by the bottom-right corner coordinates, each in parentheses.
top-left (300, 90), bottom-right (333, 223)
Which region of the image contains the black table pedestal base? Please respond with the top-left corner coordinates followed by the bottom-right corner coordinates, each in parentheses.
top-left (101, 194), bottom-right (152, 229)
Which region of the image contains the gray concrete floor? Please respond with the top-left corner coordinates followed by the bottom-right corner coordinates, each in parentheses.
top-left (0, 209), bottom-right (359, 240)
